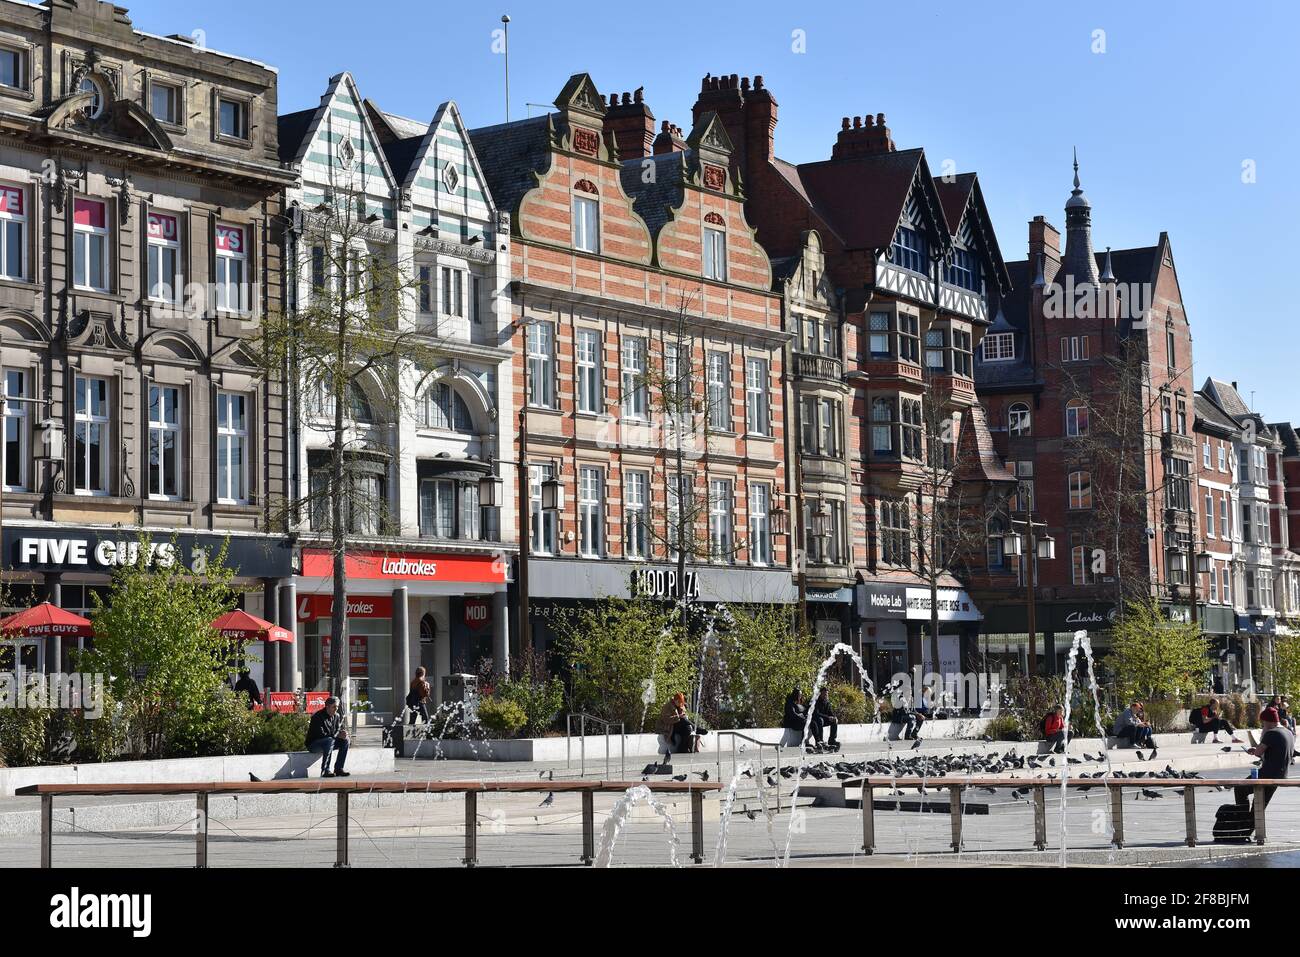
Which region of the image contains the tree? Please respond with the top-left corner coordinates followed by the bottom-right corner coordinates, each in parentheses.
top-left (1261, 631), bottom-right (1300, 701)
top-left (1108, 597), bottom-right (1210, 703)
top-left (81, 534), bottom-right (241, 759)
top-left (712, 603), bottom-right (823, 728)
top-left (259, 179), bottom-right (448, 696)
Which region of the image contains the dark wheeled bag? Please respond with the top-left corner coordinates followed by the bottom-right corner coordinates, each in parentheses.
top-left (1212, 802), bottom-right (1253, 842)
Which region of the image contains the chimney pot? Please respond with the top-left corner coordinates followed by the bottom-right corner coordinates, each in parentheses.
top-left (754, 75), bottom-right (764, 90)
top-left (877, 112), bottom-right (886, 126)
top-left (864, 114), bottom-right (874, 127)
top-left (853, 116), bottom-right (862, 129)
top-left (634, 87), bottom-right (644, 103)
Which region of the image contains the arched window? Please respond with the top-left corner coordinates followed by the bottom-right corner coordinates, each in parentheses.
top-left (1008, 402), bottom-right (1031, 437)
top-left (425, 382), bottom-right (474, 433)
top-left (1068, 470), bottom-right (1093, 509)
top-left (1065, 399), bottom-right (1089, 437)
top-left (420, 613), bottom-right (437, 647)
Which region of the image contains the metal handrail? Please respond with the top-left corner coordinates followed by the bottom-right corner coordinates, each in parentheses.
top-left (565, 712), bottom-right (626, 779)
top-left (714, 730), bottom-right (787, 813)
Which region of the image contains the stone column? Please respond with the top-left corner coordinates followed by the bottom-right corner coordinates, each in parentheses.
top-left (262, 579), bottom-right (280, 693)
top-left (278, 581), bottom-right (298, 693)
top-left (391, 585), bottom-right (410, 719)
top-left (492, 589), bottom-right (510, 676)
top-left (44, 573), bottom-right (61, 675)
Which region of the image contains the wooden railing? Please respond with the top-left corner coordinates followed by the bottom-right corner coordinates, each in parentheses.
top-left (852, 776), bottom-right (1300, 854)
top-left (17, 779), bottom-right (721, 868)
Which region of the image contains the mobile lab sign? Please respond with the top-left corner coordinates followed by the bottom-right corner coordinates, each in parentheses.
top-left (3, 527), bottom-right (292, 579)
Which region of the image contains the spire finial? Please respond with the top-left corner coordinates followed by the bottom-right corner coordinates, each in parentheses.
top-left (1072, 147), bottom-right (1080, 190)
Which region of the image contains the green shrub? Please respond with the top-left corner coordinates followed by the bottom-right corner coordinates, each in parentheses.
top-left (496, 675), bottom-right (565, 737)
top-left (477, 696), bottom-right (527, 738)
top-left (1000, 676), bottom-right (1065, 740)
top-left (162, 689), bottom-right (258, 758)
top-left (1067, 694), bottom-right (1113, 739)
top-left (984, 712), bottom-right (1023, 741)
top-left (249, 711), bottom-right (311, 754)
top-left (827, 681), bottom-right (869, 724)
top-left (1143, 697), bottom-right (1184, 733)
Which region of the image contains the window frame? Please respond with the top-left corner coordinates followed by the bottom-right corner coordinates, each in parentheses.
top-left (625, 469), bottom-right (649, 559)
top-left (621, 336), bottom-right (648, 421)
top-left (708, 478), bottom-right (733, 563)
top-left (981, 332), bottom-right (1014, 362)
top-left (73, 374), bottom-right (111, 496)
top-left (1068, 470), bottom-right (1093, 509)
top-left (73, 197), bottom-right (110, 292)
top-left (215, 92), bottom-right (251, 143)
top-left (578, 465), bottom-right (605, 558)
top-left (576, 328), bottom-right (602, 415)
top-left (3, 368), bottom-right (27, 491)
top-left (526, 321), bottom-right (556, 409)
top-left (706, 351), bottom-right (730, 432)
top-left (749, 482), bottom-right (770, 566)
top-left (572, 194), bottom-right (599, 253)
top-left (214, 222), bottom-right (248, 314)
top-left (146, 209), bottom-right (182, 304)
top-left (146, 383), bottom-right (183, 501)
top-left (703, 226), bottom-right (727, 281)
top-left (744, 357), bottom-right (770, 436)
top-left (215, 391), bottom-right (249, 505)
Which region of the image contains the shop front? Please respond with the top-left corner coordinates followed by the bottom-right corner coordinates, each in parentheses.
top-left (978, 600), bottom-right (1119, 678)
top-left (293, 547), bottom-right (508, 713)
top-left (1, 523), bottom-right (293, 683)
top-left (855, 581), bottom-right (982, 693)
top-left (523, 559), bottom-right (798, 659)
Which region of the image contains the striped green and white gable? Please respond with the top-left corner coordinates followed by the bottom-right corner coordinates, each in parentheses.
top-left (404, 101), bottom-right (495, 239)
top-left (289, 72), bottom-right (397, 221)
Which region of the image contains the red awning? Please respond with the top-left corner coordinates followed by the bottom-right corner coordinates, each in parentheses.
top-left (211, 609), bottom-right (293, 644)
top-left (0, 602), bottom-right (94, 640)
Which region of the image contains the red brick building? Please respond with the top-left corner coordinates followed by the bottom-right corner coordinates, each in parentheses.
top-left (974, 160), bottom-right (1204, 675)
top-left (469, 75), bottom-right (793, 657)
top-left (687, 74), bottom-right (1014, 687)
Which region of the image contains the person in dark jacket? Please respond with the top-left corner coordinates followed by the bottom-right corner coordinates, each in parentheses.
top-left (306, 696), bottom-right (350, 777)
top-left (1190, 698), bottom-right (1241, 743)
top-left (783, 688), bottom-right (815, 748)
top-left (1043, 705), bottom-right (1066, 753)
top-left (1235, 706), bottom-right (1295, 811)
top-left (233, 669), bottom-right (262, 708)
top-left (811, 687), bottom-right (839, 751)
top-left (405, 667), bottom-right (431, 725)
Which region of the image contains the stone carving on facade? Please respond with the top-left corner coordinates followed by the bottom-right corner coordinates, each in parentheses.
top-left (107, 173), bottom-right (132, 225)
top-left (121, 439), bottom-right (135, 499)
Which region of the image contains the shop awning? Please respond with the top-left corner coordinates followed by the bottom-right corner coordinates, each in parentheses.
top-left (0, 602), bottom-right (94, 640)
top-left (212, 609), bottom-right (293, 643)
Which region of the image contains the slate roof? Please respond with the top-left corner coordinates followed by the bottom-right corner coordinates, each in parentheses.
top-left (1196, 392), bottom-right (1240, 436)
top-left (786, 148), bottom-right (932, 251)
top-left (467, 114), bottom-right (552, 218)
top-left (934, 174), bottom-right (975, 236)
top-left (957, 402), bottom-right (1016, 484)
top-left (379, 135), bottom-right (424, 182)
top-left (620, 151), bottom-right (686, 239)
top-left (277, 108), bottom-right (316, 164)
top-left (1271, 422), bottom-right (1300, 457)
top-left (1205, 378), bottom-right (1252, 418)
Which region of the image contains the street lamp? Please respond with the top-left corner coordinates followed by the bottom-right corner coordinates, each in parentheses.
top-left (993, 516), bottom-right (1055, 675)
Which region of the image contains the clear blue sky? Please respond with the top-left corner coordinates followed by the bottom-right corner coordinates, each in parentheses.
top-left (126, 0), bottom-right (1298, 421)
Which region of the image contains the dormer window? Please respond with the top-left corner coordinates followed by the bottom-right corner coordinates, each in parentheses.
top-left (982, 332), bottom-right (1014, 362)
top-left (217, 95), bottom-right (249, 140)
top-left (891, 225), bottom-right (928, 274)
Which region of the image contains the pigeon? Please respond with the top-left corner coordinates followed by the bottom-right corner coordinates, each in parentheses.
top-left (981, 735), bottom-right (993, 743)
top-left (766, 775), bottom-right (778, 788)
top-left (1141, 788), bottom-right (1162, 799)
top-left (538, 769), bottom-right (547, 778)
top-left (1150, 748), bottom-right (1158, 760)
top-left (742, 769), bottom-right (754, 779)
top-left (538, 792), bottom-right (554, 807)
top-left (744, 807), bottom-right (757, 820)
top-left (911, 739), bottom-right (922, 750)
top-left (1221, 747), bottom-right (1233, 753)
top-left (694, 770), bottom-right (710, 781)
top-left (672, 774), bottom-right (687, 782)
top-left (249, 773), bottom-right (262, 783)
top-left (1136, 751), bottom-right (1146, 761)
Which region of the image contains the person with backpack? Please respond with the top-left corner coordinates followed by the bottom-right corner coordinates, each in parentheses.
top-left (1189, 697), bottom-right (1241, 743)
top-left (405, 666), bottom-right (431, 725)
top-left (1042, 705), bottom-right (1066, 753)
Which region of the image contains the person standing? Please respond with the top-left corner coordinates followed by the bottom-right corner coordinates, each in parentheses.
top-left (406, 666), bottom-right (431, 725)
top-left (1235, 706), bottom-right (1295, 811)
top-left (306, 696), bottom-right (351, 778)
top-left (233, 668), bottom-right (262, 708)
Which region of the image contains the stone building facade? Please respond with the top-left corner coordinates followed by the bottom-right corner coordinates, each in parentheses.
top-left (0, 0), bottom-right (294, 677)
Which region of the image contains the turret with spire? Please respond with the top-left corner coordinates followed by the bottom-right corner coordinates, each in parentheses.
top-left (1062, 148), bottom-right (1098, 284)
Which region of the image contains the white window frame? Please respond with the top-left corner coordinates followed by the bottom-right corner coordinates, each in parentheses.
top-left (529, 464), bottom-right (558, 555)
top-left (981, 332), bottom-right (1014, 362)
top-left (214, 222), bottom-right (247, 313)
top-left (417, 264), bottom-right (433, 314)
top-left (1065, 399), bottom-right (1088, 437)
top-left (147, 383), bottom-right (183, 501)
top-left (578, 465), bottom-right (604, 558)
top-left (749, 482), bottom-right (770, 566)
top-left (73, 198), bottom-right (109, 292)
top-left (149, 79), bottom-right (181, 125)
top-left (217, 95), bottom-right (249, 140)
top-left (147, 210), bottom-right (181, 304)
top-left (1068, 470), bottom-right (1092, 509)
top-left (1205, 492), bottom-right (1215, 538)
top-left (73, 374), bottom-right (110, 496)
top-left (1009, 402), bottom-right (1031, 437)
top-left (441, 266), bottom-right (464, 317)
top-left (526, 321), bottom-right (555, 408)
top-left (216, 391), bottom-right (248, 505)
top-left (703, 226), bottom-right (727, 281)
top-left (0, 183), bottom-right (26, 282)
top-left (1220, 494), bottom-right (1230, 538)
top-left (576, 328), bottom-right (602, 414)
top-left (1060, 336), bottom-right (1089, 362)
top-left (745, 357), bottom-right (770, 436)
top-left (3, 368), bottom-right (27, 491)
top-left (573, 194), bottom-right (599, 253)
top-left (708, 478), bottom-right (733, 563)
top-left (625, 470), bottom-right (648, 559)
top-left (1203, 442), bottom-right (1211, 469)
top-left (0, 45), bottom-right (25, 91)
top-left (707, 351), bottom-right (730, 431)
top-left (621, 337), bottom-right (647, 421)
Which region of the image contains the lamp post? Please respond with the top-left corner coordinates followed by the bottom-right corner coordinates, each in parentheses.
top-left (996, 516), bottom-right (1055, 676)
top-left (773, 492), bottom-right (831, 635)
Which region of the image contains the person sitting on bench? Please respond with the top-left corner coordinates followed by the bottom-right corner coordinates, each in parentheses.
top-left (1042, 705), bottom-right (1066, 753)
top-left (306, 696), bottom-right (350, 778)
top-left (896, 699), bottom-right (925, 741)
top-left (657, 692), bottom-right (698, 756)
top-left (783, 687), bottom-right (815, 749)
top-left (811, 687), bottom-right (839, 751)
top-left (1234, 706), bottom-right (1294, 811)
top-left (1114, 700), bottom-right (1153, 749)
top-left (1190, 698), bottom-right (1242, 743)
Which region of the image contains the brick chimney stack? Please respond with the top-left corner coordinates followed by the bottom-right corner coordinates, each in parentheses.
top-left (830, 113), bottom-right (895, 159)
top-left (652, 120), bottom-right (687, 155)
top-left (691, 73), bottom-right (747, 173)
top-left (1028, 215), bottom-right (1062, 282)
top-left (602, 87), bottom-right (655, 161)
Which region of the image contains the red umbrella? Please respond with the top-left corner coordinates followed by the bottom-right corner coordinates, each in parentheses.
top-left (211, 609), bottom-right (293, 644)
top-left (0, 602), bottom-right (94, 640)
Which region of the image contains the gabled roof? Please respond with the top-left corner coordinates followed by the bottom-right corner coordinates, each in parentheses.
top-left (785, 148), bottom-right (947, 252)
top-left (467, 114), bottom-right (552, 219)
top-left (934, 174), bottom-right (975, 234)
top-left (277, 107), bottom-right (315, 164)
top-left (974, 259), bottom-right (1039, 392)
top-left (278, 72), bottom-right (397, 193)
top-left (1204, 378), bottom-right (1252, 419)
top-left (1196, 391), bottom-right (1241, 437)
top-left (1270, 422), bottom-right (1300, 458)
top-left (957, 402), bottom-right (1016, 484)
top-left (620, 151), bottom-right (686, 239)
top-left (934, 172), bottom-right (1011, 294)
